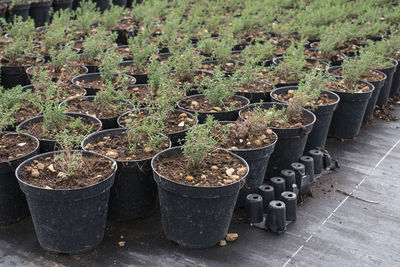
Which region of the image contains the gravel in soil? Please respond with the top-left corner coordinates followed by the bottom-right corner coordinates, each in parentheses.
top-left (115, 47), bottom-right (133, 60)
top-left (64, 97), bottom-right (134, 119)
top-left (179, 95), bottom-right (246, 112)
top-left (14, 102), bottom-right (42, 125)
top-left (272, 90), bottom-right (337, 106)
top-left (1, 56), bottom-right (42, 67)
top-left (213, 121), bottom-right (276, 150)
top-left (168, 71), bottom-right (210, 87)
top-left (374, 105), bottom-right (399, 122)
top-left (153, 149), bottom-right (247, 187)
top-left (118, 110), bottom-right (196, 134)
top-left (331, 68), bottom-right (386, 82)
top-left (237, 80), bottom-right (274, 93)
top-left (27, 63), bottom-right (88, 82)
top-left (326, 79), bottom-right (371, 93)
top-left (19, 153), bottom-right (114, 189)
top-left (0, 133), bottom-right (37, 162)
top-left (126, 84), bottom-right (152, 105)
top-left (20, 116), bottom-right (100, 140)
top-left (119, 63), bottom-right (148, 75)
top-left (74, 76), bottom-right (135, 90)
top-left (199, 61), bottom-right (243, 73)
top-left (84, 131), bottom-right (170, 161)
top-left (240, 108), bottom-right (312, 128)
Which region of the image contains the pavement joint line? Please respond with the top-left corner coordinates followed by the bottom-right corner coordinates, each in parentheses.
top-left (282, 137), bottom-right (400, 267)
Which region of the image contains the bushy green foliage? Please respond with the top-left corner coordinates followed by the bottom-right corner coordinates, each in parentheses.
top-left (183, 115), bottom-right (218, 168)
top-left (99, 47), bottom-right (123, 82)
top-left (100, 4), bottom-right (125, 30)
top-left (82, 28), bottom-right (117, 64)
top-left (128, 35), bottom-right (158, 72)
top-left (73, 0), bottom-right (100, 34)
top-left (201, 67), bottom-right (236, 107)
top-left (54, 130), bottom-right (84, 177)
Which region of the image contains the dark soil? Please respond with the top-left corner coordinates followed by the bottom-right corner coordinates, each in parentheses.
top-left (179, 95), bottom-right (246, 112)
top-left (237, 80), bottom-right (274, 93)
top-left (153, 149), bottom-right (247, 187)
top-left (0, 133), bottom-right (37, 162)
top-left (63, 98), bottom-right (134, 119)
top-left (84, 131), bottom-right (170, 161)
top-left (119, 63), bottom-right (148, 75)
top-left (304, 49), bottom-right (345, 63)
top-left (20, 116), bottom-right (100, 140)
top-left (168, 71), bottom-right (210, 86)
top-left (374, 105), bottom-right (399, 122)
top-left (272, 91), bottom-right (337, 106)
top-left (213, 121), bottom-right (276, 150)
top-left (117, 17), bottom-right (138, 31)
top-left (27, 63), bottom-right (88, 82)
top-left (199, 61), bottom-right (243, 73)
top-left (118, 110), bottom-right (196, 134)
top-left (19, 153), bottom-right (114, 189)
top-left (74, 75), bottom-right (134, 90)
top-left (1, 56), bottom-right (42, 67)
top-left (240, 107), bottom-right (312, 128)
top-left (14, 102), bottom-right (42, 125)
top-left (126, 84), bottom-right (152, 105)
top-left (115, 46), bottom-right (132, 60)
top-left (331, 68), bottom-right (386, 82)
top-left (326, 79), bottom-right (372, 93)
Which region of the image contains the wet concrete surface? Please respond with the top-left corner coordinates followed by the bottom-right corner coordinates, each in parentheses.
top-left (0, 106), bottom-right (399, 267)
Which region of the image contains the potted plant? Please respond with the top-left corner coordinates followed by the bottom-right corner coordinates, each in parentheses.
top-left (1, 85), bottom-right (43, 131)
top-left (8, 0), bottom-right (31, 21)
top-left (119, 34), bottom-right (158, 84)
top-left (119, 70), bottom-right (197, 146)
top-left (17, 84), bottom-right (102, 152)
top-left (328, 49), bottom-right (388, 122)
top-left (61, 83), bottom-right (134, 129)
top-left (1, 18), bottom-right (44, 88)
top-left (29, 0), bottom-right (53, 26)
top-left (199, 35), bottom-right (244, 75)
top-left (82, 109), bottom-right (170, 221)
top-left (0, 90), bottom-right (39, 225)
top-left (71, 0), bottom-right (99, 38)
top-left (212, 118), bottom-right (277, 207)
top-left (239, 100), bottom-right (316, 177)
top-left (178, 67), bottom-right (250, 122)
top-left (73, 47), bottom-right (136, 95)
top-left (327, 59), bottom-right (374, 139)
top-left (15, 130), bottom-right (117, 253)
top-left (151, 116), bottom-right (249, 248)
top-left (233, 59), bottom-right (275, 103)
top-left (271, 68), bottom-right (340, 150)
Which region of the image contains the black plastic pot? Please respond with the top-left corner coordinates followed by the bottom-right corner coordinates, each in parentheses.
top-left (71, 72), bottom-right (136, 95)
top-left (112, 0), bottom-right (126, 6)
top-left (270, 86), bottom-right (340, 150)
top-left (83, 129), bottom-right (170, 221)
top-left (177, 94), bottom-right (250, 123)
top-left (119, 61), bottom-right (148, 84)
top-left (201, 59), bottom-right (244, 76)
top-left (309, 42), bottom-right (346, 66)
top-left (15, 150), bottom-right (117, 254)
top-left (117, 109), bottom-right (196, 147)
top-left (390, 62), bottom-right (400, 97)
top-left (8, 3), bottom-right (30, 21)
top-left (328, 66), bottom-right (386, 122)
top-left (151, 147), bottom-right (249, 248)
top-left (60, 96), bottom-right (134, 130)
top-left (52, 0), bottom-right (73, 12)
top-left (29, 1), bottom-right (53, 27)
top-left (239, 103), bottom-right (316, 177)
top-left (0, 132), bottom-right (39, 225)
top-left (328, 80), bottom-right (374, 139)
top-left (26, 64), bottom-right (88, 82)
top-left (218, 121), bottom-right (277, 207)
top-left (17, 112), bottom-right (102, 153)
top-left (236, 81), bottom-right (274, 103)
top-left (92, 0), bottom-right (109, 12)
top-left (376, 59), bottom-right (398, 107)
top-left (1, 56), bottom-right (45, 89)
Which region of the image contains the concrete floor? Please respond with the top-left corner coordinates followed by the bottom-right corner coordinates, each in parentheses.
top-left (0, 106), bottom-right (399, 267)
